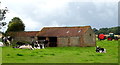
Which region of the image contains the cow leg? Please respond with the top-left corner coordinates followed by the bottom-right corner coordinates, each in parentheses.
top-left (39, 44), bottom-right (41, 49)
top-left (103, 49), bottom-right (106, 53)
top-left (99, 50), bottom-right (102, 53)
top-left (7, 40), bottom-right (11, 46)
top-left (41, 44), bottom-right (44, 49)
top-left (30, 46), bottom-right (34, 50)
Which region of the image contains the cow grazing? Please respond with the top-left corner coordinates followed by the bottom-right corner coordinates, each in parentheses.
top-left (96, 46), bottom-right (106, 53)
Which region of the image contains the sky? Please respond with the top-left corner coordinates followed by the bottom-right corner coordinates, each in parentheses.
top-left (0, 0), bottom-right (119, 31)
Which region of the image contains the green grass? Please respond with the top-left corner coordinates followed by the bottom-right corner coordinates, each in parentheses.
top-left (2, 40), bottom-right (118, 63)
top-left (0, 47), bottom-right (2, 64)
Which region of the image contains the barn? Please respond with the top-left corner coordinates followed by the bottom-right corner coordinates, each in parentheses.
top-left (36, 26), bottom-right (96, 47)
top-left (7, 31), bottom-right (39, 43)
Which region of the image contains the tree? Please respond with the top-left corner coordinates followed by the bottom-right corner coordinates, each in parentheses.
top-left (0, 2), bottom-right (8, 33)
top-left (98, 28), bottom-right (109, 34)
top-left (93, 28), bottom-right (98, 34)
top-left (96, 26), bottom-right (120, 35)
top-left (6, 17), bottom-right (25, 33)
top-left (109, 27), bottom-right (120, 35)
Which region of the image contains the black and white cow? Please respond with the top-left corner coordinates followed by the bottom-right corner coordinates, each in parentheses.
top-left (2, 36), bottom-right (13, 46)
top-left (39, 40), bottom-right (49, 49)
top-left (19, 44), bottom-right (34, 50)
top-left (13, 40), bottom-right (49, 50)
top-left (13, 42), bottom-right (32, 49)
top-left (13, 44), bottom-right (34, 50)
top-left (31, 40), bottom-right (49, 49)
top-left (96, 46), bottom-right (106, 53)
top-left (16, 42), bottom-right (26, 46)
top-left (0, 42), bottom-right (4, 47)
top-left (31, 41), bottom-right (41, 49)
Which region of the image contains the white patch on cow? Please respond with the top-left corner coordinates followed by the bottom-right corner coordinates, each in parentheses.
top-left (99, 50), bottom-right (102, 53)
top-left (42, 44), bottom-right (44, 49)
top-left (7, 40), bottom-right (11, 45)
top-left (103, 49), bottom-right (106, 53)
top-left (19, 45), bottom-right (34, 50)
top-left (0, 42), bottom-right (4, 47)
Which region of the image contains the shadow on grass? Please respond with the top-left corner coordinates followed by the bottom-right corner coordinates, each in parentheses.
top-left (16, 53), bottom-right (24, 56)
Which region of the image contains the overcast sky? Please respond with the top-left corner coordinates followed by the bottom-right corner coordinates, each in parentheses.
top-left (0, 0), bottom-right (119, 31)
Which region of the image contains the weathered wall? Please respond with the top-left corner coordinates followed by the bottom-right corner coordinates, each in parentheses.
top-left (57, 37), bottom-right (81, 47)
top-left (83, 28), bottom-right (96, 46)
top-left (12, 37), bottom-right (34, 43)
top-left (57, 37), bottom-right (69, 47)
top-left (69, 37), bottom-right (80, 46)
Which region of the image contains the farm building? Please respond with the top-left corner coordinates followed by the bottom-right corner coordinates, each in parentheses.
top-left (7, 26), bottom-right (96, 47)
top-left (36, 26), bottom-right (96, 47)
top-left (7, 31), bottom-right (39, 43)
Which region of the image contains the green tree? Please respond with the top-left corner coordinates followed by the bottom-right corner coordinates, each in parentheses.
top-left (93, 28), bottom-right (98, 34)
top-left (6, 17), bottom-right (25, 32)
top-left (98, 28), bottom-right (109, 34)
top-left (109, 27), bottom-right (120, 35)
top-left (97, 26), bottom-right (120, 35)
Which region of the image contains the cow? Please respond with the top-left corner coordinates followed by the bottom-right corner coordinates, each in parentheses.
top-left (19, 44), bottom-right (34, 50)
top-left (31, 41), bottom-right (41, 49)
top-left (2, 36), bottom-right (13, 46)
top-left (0, 42), bottom-right (4, 47)
top-left (38, 40), bottom-right (49, 49)
top-left (14, 41), bottom-right (41, 50)
top-left (96, 46), bottom-right (106, 53)
top-left (16, 42), bottom-right (26, 46)
top-left (12, 45), bottom-right (20, 48)
top-left (31, 40), bottom-right (49, 49)
top-left (13, 43), bottom-right (34, 50)
top-left (13, 40), bottom-right (49, 50)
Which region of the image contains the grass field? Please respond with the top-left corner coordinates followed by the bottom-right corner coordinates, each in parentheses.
top-left (1, 40), bottom-right (118, 63)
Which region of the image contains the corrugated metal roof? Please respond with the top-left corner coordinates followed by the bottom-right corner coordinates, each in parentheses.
top-left (37, 26), bottom-right (91, 37)
top-left (8, 31), bottom-right (39, 37)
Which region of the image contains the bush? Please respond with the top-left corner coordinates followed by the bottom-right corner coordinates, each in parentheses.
top-left (7, 54), bottom-right (10, 56)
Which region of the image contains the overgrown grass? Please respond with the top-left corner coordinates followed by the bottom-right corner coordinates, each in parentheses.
top-left (2, 40), bottom-right (118, 63)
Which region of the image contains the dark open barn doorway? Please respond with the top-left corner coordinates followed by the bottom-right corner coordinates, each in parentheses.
top-left (38, 37), bottom-right (46, 40)
top-left (49, 37), bottom-right (57, 47)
